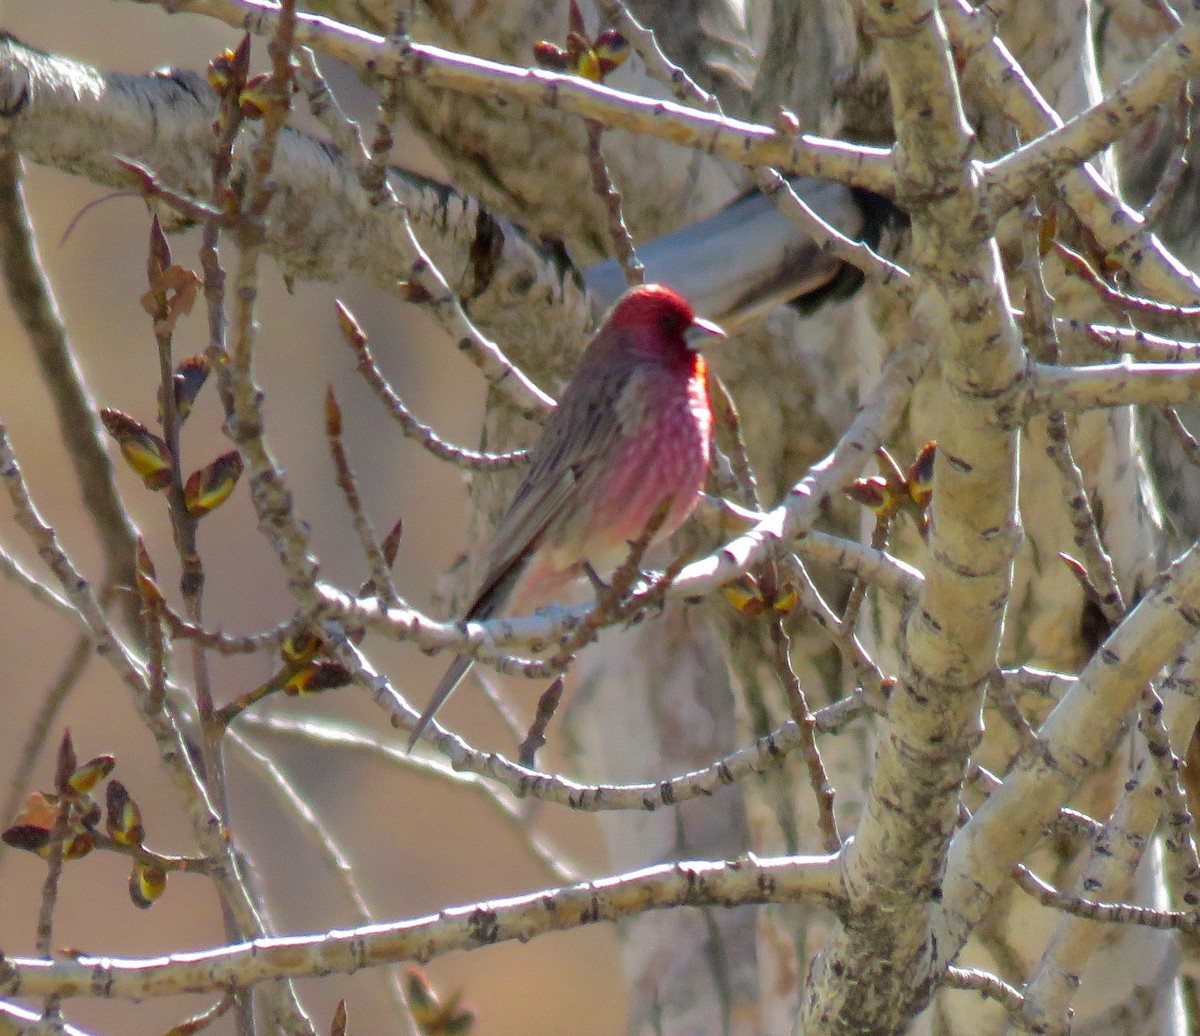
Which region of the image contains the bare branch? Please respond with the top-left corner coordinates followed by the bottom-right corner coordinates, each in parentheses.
top-left (0, 853), bottom-right (844, 999)
top-left (137, 0), bottom-right (897, 194)
top-left (981, 12), bottom-right (1200, 218)
top-left (1027, 359), bottom-right (1200, 412)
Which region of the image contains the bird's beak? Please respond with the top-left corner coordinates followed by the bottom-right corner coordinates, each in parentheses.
top-left (684, 315), bottom-right (727, 348)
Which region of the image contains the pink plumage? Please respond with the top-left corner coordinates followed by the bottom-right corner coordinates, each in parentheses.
top-left (407, 283), bottom-right (724, 749)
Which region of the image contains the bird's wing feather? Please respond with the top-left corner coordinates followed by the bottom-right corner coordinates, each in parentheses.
top-left (465, 364), bottom-right (637, 618)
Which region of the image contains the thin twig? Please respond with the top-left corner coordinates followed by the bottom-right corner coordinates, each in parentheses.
top-left (0, 150), bottom-right (140, 637)
top-left (593, 0), bottom-right (909, 291)
top-left (34, 809), bottom-right (71, 958)
top-left (2, 850), bottom-right (845, 1000)
top-left (336, 299), bottom-right (529, 471)
top-left (239, 713), bottom-right (580, 882)
top-left (0, 541), bottom-right (80, 620)
top-left (328, 21), bottom-right (554, 421)
top-left (0, 633), bottom-right (96, 879)
top-left (523, 499), bottom-right (678, 690)
top-left (1016, 864), bottom-right (1198, 931)
top-left (984, 669), bottom-right (1040, 752)
top-left (146, 0), bottom-right (898, 193)
top-left (840, 515), bottom-right (890, 638)
top-left (944, 966), bottom-right (1026, 1018)
top-left (584, 119), bottom-right (644, 285)
top-left (783, 553), bottom-right (889, 704)
top-left (769, 604), bottom-right (842, 852)
top-left (325, 387), bottom-right (400, 607)
top-left (164, 611), bottom-right (295, 655)
top-left (334, 639), bottom-right (874, 811)
top-left (1076, 321), bottom-right (1200, 362)
top-left (1024, 216), bottom-right (1125, 621)
top-left (164, 992), bottom-right (238, 1036)
top-left (518, 678), bottom-right (565, 769)
top-left (1160, 405), bottom-right (1200, 466)
top-left (1055, 240), bottom-right (1200, 320)
top-left (229, 730), bottom-right (417, 1034)
top-left (90, 831), bottom-right (212, 875)
top-left (708, 376), bottom-right (760, 509)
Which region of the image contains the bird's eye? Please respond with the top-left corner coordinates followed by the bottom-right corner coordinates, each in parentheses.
top-left (660, 313), bottom-right (682, 335)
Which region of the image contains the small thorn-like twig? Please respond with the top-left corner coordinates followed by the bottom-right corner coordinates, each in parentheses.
top-left (1161, 406), bottom-right (1200, 467)
top-left (336, 299), bottom-right (529, 471)
top-left (944, 966), bottom-right (1026, 1018)
top-left (768, 588), bottom-right (841, 853)
top-left (984, 669), bottom-right (1040, 752)
top-left (519, 678), bottom-right (565, 767)
top-left (585, 119), bottom-right (644, 286)
top-left (1055, 240), bottom-right (1200, 321)
top-left (165, 992), bottom-right (238, 1036)
top-left (709, 376), bottom-right (759, 510)
top-left (325, 386), bottom-right (401, 607)
top-left (1024, 214), bottom-right (1126, 626)
top-left (1016, 864), bottom-right (1198, 932)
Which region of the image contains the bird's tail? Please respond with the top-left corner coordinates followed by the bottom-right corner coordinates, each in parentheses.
top-left (405, 654), bottom-right (474, 751)
top-left (404, 556), bottom-right (524, 750)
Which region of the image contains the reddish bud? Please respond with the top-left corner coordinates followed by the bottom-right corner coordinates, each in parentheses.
top-left (906, 441), bottom-right (936, 510)
top-left (568, 0), bottom-right (587, 37)
top-left (106, 779), bottom-right (145, 846)
top-left (325, 386), bottom-right (343, 438)
top-left (184, 450), bottom-right (244, 517)
top-left (55, 729), bottom-right (77, 795)
top-left (62, 830), bottom-right (97, 861)
top-left (135, 537), bottom-right (165, 611)
top-left (160, 356), bottom-right (211, 424)
top-left (207, 49), bottom-right (237, 95)
top-left (773, 108), bottom-right (801, 135)
top-left (130, 861), bottom-right (167, 908)
top-left (533, 40), bottom-right (569, 70)
top-left (2, 790), bottom-right (97, 861)
top-left (772, 583), bottom-right (799, 615)
top-left (66, 755), bottom-right (115, 797)
top-left (208, 35), bottom-right (252, 96)
top-left (1038, 208), bottom-right (1058, 259)
top-left (239, 73), bottom-right (276, 119)
top-left (723, 574), bottom-right (765, 617)
top-left (141, 264), bottom-right (201, 336)
top-left (405, 968), bottom-right (440, 1021)
top-left (593, 30), bottom-right (629, 77)
top-left (280, 630), bottom-right (321, 666)
top-left (101, 408), bottom-right (173, 490)
top-left (845, 475), bottom-right (893, 514)
top-left (334, 300), bottom-right (368, 350)
top-left (406, 967), bottom-right (474, 1033)
top-left (2, 792), bottom-right (61, 854)
top-left (380, 516), bottom-right (404, 568)
top-left (284, 660), bottom-right (352, 696)
top-left (147, 215), bottom-right (172, 286)
top-left (397, 280), bottom-right (435, 305)
top-left (330, 1001), bottom-right (348, 1036)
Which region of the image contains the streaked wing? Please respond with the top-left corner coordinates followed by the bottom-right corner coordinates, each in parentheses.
top-left (464, 363), bottom-right (634, 618)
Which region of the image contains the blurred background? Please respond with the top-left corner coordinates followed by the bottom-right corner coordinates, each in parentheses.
top-left (0, 4), bottom-right (625, 1032)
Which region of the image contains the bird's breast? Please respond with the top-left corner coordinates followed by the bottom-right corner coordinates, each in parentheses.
top-left (574, 361), bottom-right (712, 569)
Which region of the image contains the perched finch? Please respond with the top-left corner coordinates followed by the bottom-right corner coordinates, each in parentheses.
top-left (407, 283), bottom-right (724, 749)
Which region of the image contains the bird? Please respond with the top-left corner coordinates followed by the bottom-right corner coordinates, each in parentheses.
top-left (406, 283), bottom-right (725, 750)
